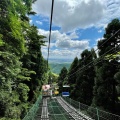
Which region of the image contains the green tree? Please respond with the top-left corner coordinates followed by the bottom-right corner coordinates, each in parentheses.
top-left (92, 19), bottom-right (120, 113)
top-left (21, 25), bottom-right (47, 102)
top-left (67, 57), bottom-right (79, 98)
top-left (0, 0), bottom-right (30, 119)
top-left (58, 67), bottom-right (68, 94)
top-left (0, 0), bottom-right (47, 119)
top-left (48, 72), bottom-right (58, 84)
top-left (74, 49), bottom-right (95, 105)
top-left (114, 69), bottom-right (120, 96)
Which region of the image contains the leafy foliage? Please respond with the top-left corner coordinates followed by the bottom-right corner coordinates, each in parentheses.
top-left (93, 19), bottom-right (120, 113)
top-left (58, 19), bottom-right (120, 115)
top-left (49, 62), bottom-right (71, 74)
top-left (58, 67), bottom-right (68, 93)
top-left (0, 0), bottom-right (47, 119)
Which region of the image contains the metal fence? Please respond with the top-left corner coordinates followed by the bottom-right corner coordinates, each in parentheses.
top-left (48, 98), bottom-right (71, 120)
top-left (22, 95), bottom-right (42, 120)
top-left (62, 97), bottom-right (120, 120)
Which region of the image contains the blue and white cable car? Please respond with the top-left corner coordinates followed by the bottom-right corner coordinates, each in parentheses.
top-left (62, 85), bottom-right (70, 97)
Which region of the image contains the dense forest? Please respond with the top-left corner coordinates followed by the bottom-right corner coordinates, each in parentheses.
top-left (0, 0), bottom-right (120, 119)
top-left (58, 19), bottom-right (120, 115)
top-left (0, 0), bottom-right (48, 119)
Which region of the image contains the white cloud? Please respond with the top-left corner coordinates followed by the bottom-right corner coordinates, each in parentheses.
top-left (94, 37), bottom-right (104, 57)
top-left (36, 21), bottom-right (42, 25)
top-left (96, 37), bottom-right (103, 42)
top-left (32, 0), bottom-right (120, 32)
top-left (98, 30), bottom-right (102, 33)
top-left (93, 45), bottom-right (99, 57)
top-left (38, 29), bottom-right (89, 49)
top-left (69, 31), bottom-right (79, 39)
top-left (42, 42), bottom-right (56, 49)
top-left (29, 20), bottom-right (32, 24)
top-left (56, 39), bottom-right (89, 49)
top-left (39, 29), bottom-right (89, 59)
top-left (42, 48), bottom-right (84, 60)
top-left (32, 0), bottom-right (120, 61)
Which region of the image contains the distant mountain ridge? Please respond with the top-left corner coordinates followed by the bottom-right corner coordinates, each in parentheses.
top-left (49, 62), bottom-right (71, 74)
top-left (48, 58), bottom-right (73, 63)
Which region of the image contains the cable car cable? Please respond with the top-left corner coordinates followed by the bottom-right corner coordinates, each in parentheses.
top-left (68, 29), bottom-right (120, 74)
top-left (47, 0), bottom-right (54, 68)
top-left (77, 49), bottom-right (120, 74)
top-left (68, 44), bottom-right (120, 77)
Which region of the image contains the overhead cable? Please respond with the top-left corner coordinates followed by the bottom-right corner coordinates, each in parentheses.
top-left (68, 29), bottom-right (120, 73)
top-left (69, 44), bottom-right (120, 77)
top-left (47, 0), bottom-right (54, 68)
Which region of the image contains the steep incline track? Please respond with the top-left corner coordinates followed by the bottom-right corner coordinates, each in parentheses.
top-left (41, 98), bottom-right (49, 120)
top-left (56, 97), bottom-right (93, 120)
top-left (36, 97), bottom-right (94, 120)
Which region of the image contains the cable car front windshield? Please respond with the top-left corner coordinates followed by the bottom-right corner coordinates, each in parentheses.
top-left (62, 85), bottom-right (70, 97)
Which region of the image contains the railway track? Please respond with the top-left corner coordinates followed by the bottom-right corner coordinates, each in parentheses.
top-left (40, 96), bottom-right (94, 120)
top-left (41, 98), bottom-right (49, 120)
top-left (56, 97), bottom-right (94, 120)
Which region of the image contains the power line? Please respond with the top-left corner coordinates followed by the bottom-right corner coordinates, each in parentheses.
top-left (87, 29), bottom-right (120, 59)
top-left (46, 0), bottom-right (120, 78)
top-left (80, 48), bottom-right (120, 74)
top-left (47, 0), bottom-right (54, 68)
top-left (86, 48), bottom-right (119, 71)
top-left (65, 48), bottom-right (119, 85)
top-left (68, 44), bottom-right (120, 77)
top-left (68, 28), bottom-right (120, 74)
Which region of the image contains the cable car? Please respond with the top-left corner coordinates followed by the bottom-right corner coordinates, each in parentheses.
top-left (42, 84), bottom-right (52, 97)
top-left (62, 85), bottom-right (70, 97)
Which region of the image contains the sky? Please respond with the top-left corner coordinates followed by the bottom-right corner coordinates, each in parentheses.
top-left (30, 0), bottom-right (120, 63)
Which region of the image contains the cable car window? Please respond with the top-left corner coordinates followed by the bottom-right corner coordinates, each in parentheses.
top-left (62, 85), bottom-right (70, 97)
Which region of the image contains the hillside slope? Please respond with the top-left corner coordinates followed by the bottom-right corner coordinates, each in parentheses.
top-left (49, 62), bottom-right (71, 74)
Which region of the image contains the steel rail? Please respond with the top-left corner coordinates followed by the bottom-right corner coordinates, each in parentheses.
top-left (56, 97), bottom-right (94, 120)
top-left (41, 98), bottom-right (49, 120)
